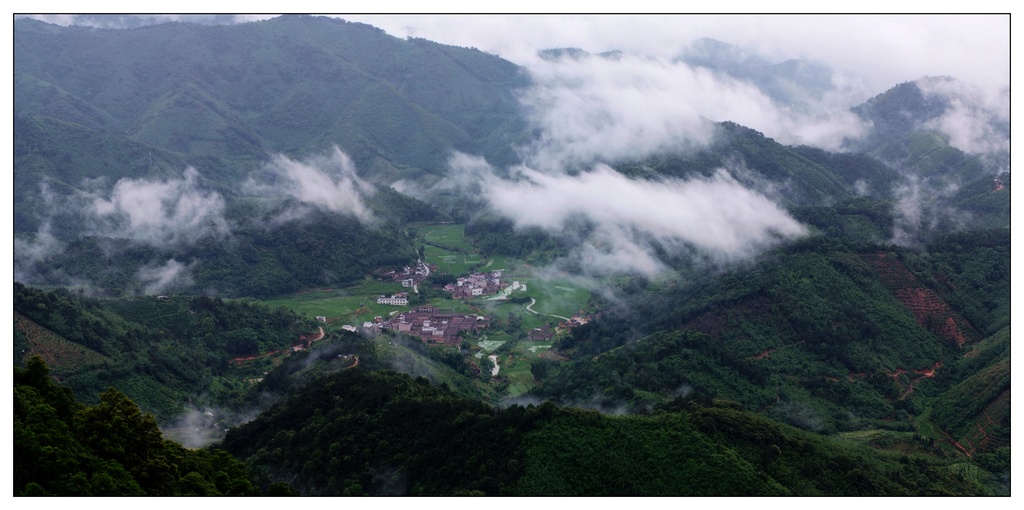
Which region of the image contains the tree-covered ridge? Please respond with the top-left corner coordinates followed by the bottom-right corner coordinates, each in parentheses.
top-left (532, 230), bottom-right (1008, 445)
top-left (15, 356), bottom-right (264, 496)
top-left (21, 208), bottom-right (417, 298)
top-left (848, 79), bottom-right (1009, 228)
top-left (612, 121), bottom-right (850, 206)
top-left (220, 367), bottom-right (995, 496)
top-left (14, 15), bottom-right (528, 182)
top-left (14, 283), bottom-right (320, 421)
top-left (14, 15), bottom-right (524, 299)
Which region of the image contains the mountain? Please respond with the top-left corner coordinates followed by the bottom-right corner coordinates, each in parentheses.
top-left (13, 16), bottom-right (1009, 497)
top-left (13, 283), bottom-right (323, 421)
top-left (14, 16), bottom-right (528, 179)
top-left (675, 38), bottom-right (838, 111)
top-left (850, 78), bottom-right (1010, 230)
top-left (220, 366), bottom-right (993, 496)
top-left (15, 15), bottom-right (532, 297)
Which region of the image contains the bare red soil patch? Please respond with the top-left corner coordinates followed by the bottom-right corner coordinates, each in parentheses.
top-left (861, 253), bottom-right (979, 348)
top-left (230, 327), bottom-right (325, 365)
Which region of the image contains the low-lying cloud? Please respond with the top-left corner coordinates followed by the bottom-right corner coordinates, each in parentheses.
top-left (889, 177), bottom-right (971, 248)
top-left (15, 149), bottom-right (379, 291)
top-left (244, 146), bottom-right (375, 224)
top-left (519, 51), bottom-right (867, 171)
top-left (14, 221), bottom-right (62, 282)
top-left (917, 77), bottom-right (1010, 160)
top-left (137, 259), bottom-right (195, 294)
top-left (450, 153), bottom-right (807, 277)
top-left (90, 167), bottom-right (229, 246)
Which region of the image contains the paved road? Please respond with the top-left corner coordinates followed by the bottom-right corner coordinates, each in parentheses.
top-left (526, 298), bottom-right (571, 321)
top-left (412, 259), bottom-right (430, 294)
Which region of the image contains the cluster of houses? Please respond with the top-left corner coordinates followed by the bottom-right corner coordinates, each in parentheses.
top-left (360, 306), bottom-right (489, 345)
top-left (380, 261), bottom-right (431, 288)
top-left (444, 270), bottom-right (506, 299)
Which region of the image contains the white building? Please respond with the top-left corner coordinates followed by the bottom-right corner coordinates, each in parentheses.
top-left (377, 294), bottom-right (409, 306)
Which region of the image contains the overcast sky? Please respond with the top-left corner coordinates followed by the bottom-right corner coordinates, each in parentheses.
top-left (341, 14), bottom-right (1008, 99)
top-left (16, 12), bottom-right (1009, 100)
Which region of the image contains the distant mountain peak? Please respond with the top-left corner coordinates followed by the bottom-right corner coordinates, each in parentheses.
top-left (537, 47), bottom-right (592, 61)
top-left (852, 76), bottom-right (1009, 160)
top-left (675, 37), bottom-right (838, 111)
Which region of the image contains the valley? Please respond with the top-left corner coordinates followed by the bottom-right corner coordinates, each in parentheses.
top-left (256, 221), bottom-right (593, 402)
top-left (12, 14), bottom-right (1009, 497)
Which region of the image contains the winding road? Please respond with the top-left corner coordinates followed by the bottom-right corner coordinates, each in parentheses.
top-left (525, 298), bottom-right (571, 321)
top-left (412, 259), bottom-right (429, 294)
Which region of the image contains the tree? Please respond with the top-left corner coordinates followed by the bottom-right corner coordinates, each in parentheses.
top-left (74, 387), bottom-right (173, 494)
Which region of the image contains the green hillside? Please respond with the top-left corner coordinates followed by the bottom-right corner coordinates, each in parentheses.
top-left (14, 16), bottom-right (528, 186)
top-left (15, 356), bottom-right (264, 496)
top-left (220, 367), bottom-right (995, 496)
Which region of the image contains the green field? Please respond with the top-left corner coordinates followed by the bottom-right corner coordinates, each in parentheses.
top-left (496, 352), bottom-right (537, 397)
top-left (423, 244), bottom-right (481, 276)
top-left (523, 278), bottom-right (591, 319)
top-left (481, 256), bottom-right (510, 272)
top-left (419, 224), bottom-right (511, 278)
top-left (262, 277), bottom-right (410, 325)
top-left (422, 223), bottom-right (474, 252)
top-left (836, 429), bottom-right (937, 457)
top-left (477, 339), bottom-right (506, 352)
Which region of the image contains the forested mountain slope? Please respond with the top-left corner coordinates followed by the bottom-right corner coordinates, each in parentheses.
top-left (15, 15), bottom-right (527, 183)
top-left (14, 15), bottom-right (525, 297)
top-left (14, 283), bottom-right (320, 421)
top-left (15, 356), bottom-right (266, 496)
top-left (220, 367), bottom-right (996, 496)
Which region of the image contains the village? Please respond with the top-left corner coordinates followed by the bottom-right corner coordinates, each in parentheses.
top-left (254, 223), bottom-right (594, 394)
top-left (444, 269), bottom-right (508, 299)
top-left (358, 306), bottom-right (490, 345)
top-left (357, 262), bottom-right (592, 346)
top-left (380, 259), bottom-right (432, 292)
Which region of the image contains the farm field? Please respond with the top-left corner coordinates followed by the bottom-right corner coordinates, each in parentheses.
top-left (471, 336), bottom-right (557, 398)
top-left (912, 407), bottom-right (964, 458)
top-left (419, 223), bottom-right (511, 277)
top-left (423, 244), bottom-right (482, 276)
top-left (15, 311), bottom-right (110, 371)
top-left (421, 223), bottom-right (474, 252)
top-left (836, 429), bottom-right (937, 457)
top-left (262, 277), bottom-right (409, 325)
top-left (522, 278), bottom-right (591, 319)
top-left (422, 297), bottom-right (488, 316)
top-left (481, 256), bottom-right (509, 273)
top-left (496, 351), bottom-right (537, 397)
